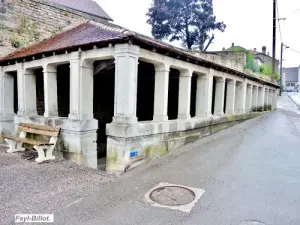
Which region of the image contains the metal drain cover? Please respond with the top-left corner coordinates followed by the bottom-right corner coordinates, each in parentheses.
top-left (144, 182), bottom-right (205, 213)
top-left (150, 186), bottom-right (195, 206)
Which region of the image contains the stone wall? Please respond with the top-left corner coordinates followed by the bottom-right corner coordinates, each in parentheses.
top-left (0, 0), bottom-right (90, 58)
top-left (193, 51), bottom-right (247, 73)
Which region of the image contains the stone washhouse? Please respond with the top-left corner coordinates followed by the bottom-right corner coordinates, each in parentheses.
top-left (0, 21), bottom-right (279, 173)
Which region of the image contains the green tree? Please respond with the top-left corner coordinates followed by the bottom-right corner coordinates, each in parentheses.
top-left (147, 0), bottom-right (226, 50)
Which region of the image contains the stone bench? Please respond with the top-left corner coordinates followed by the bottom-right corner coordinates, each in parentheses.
top-left (2, 123), bottom-right (60, 163)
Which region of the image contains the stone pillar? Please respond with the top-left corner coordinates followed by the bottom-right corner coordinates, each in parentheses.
top-left (258, 87), bottom-right (264, 109)
top-left (113, 44), bottom-right (140, 124)
top-left (24, 69), bottom-right (37, 116)
top-left (153, 64), bottom-right (169, 121)
top-left (235, 82), bottom-right (246, 114)
top-left (214, 77), bottom-right (225, 116)
top-left (252, 86), bottom-right (258, 109)
top-left (69, 52), bottom-right (81, 120)
top-left (273, 90), bottom-right (278, 109)
top-left (43, 65), bottom-right (58, 117)
top-left (80, 62), bottom-right (94, 120)
top-left (264, 89), bottom-right (269, 108)
top-left (0, 68), bottom-right (15, 137)
top-left (196, 74), bottom-right (213, 117)
top-left (225, 80), bottom-right (236, 115)
top-left (17, 64), bottom-right (25, 116)
top-left (268, 89), bottom-right (272, 106)
top-left (246, 84), bottom-right (253, 112)
top-left (178, 70), bottom-right (192, 120)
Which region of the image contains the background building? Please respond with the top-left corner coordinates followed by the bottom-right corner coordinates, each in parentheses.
top-left (0, 0), bottom-right (112, 58)
top-left (282, 67), bottom-right (300, 92)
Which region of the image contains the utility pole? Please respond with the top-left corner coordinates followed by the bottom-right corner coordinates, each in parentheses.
top-left (280, 43), bottom-right (283, 96)
top-left (280, 43), bottom-right (289, 96)
top-left (272, 0), bottom-right (277, 80)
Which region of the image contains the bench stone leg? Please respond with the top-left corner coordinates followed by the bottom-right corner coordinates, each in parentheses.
top-left (34, 145), bottom-right (55, 163)
top-left (5, 139), bottom-right (25, 153)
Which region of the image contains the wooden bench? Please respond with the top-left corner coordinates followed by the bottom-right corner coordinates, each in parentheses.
top-left (2, 123), bottom-right (60, 163)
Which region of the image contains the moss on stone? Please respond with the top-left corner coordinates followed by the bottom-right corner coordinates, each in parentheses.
top-left (145, 144), bottom-right (167, 159)
top-left (106, 151), bottom-right (118, 163)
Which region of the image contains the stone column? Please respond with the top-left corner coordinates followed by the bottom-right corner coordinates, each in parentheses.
top-left (246, 84), bottom-right (253, 112)
top-left (214, 77), bottom-right (225, 116)
top-left (178, 70), bottom-right (192, 120)
top-left (252, 86), bottom-right (258, 109)
top-left (235, 82), bottom-right (246, 114)
top-left (258, 87), bottom-right (264, 109)
top-left (273, 90), bottom-right (278, 109)
top-left (17, 63), bottom-right (25, 116)
top-left (113, 44), bottom-right (140, 124)
top-left (24, 69), bottom-right (37, 116)
top-left (268, 90), bottom-right (273, 106)
top-left (225, 80), bottom-right (236, 115)
top-left (80, 62), bottom-right (94, 120)
top-left (153, 64), bottom-right (169, 121)
top-left (196, 74), bottom-right (213, 117)
top-left (43, 65), bottom-right (58, 117)
top-left (0, 68), bottom-right (15, 137)
top-left (264, 89), bottom-right (269, 108)
top-left (69, 52), bottom-right (81, 120)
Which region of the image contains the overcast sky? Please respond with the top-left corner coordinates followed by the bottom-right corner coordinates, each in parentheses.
top-left (97, 0), bottom-right (300, 68)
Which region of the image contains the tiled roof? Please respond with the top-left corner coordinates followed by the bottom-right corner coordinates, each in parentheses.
top-left (0, 21), bottom-right (129, 62)
top-left (0, 21), bottom-right (278, 87)
top-left (44, 0), bottom-right (113, 21)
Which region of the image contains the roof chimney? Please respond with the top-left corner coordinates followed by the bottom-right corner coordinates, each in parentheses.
top-left (262, 46), bottom-right (267, 54)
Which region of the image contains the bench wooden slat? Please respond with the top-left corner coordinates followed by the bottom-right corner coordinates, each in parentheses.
top-left (19, 123), bottom-right (60, 132)
top-left (18, 127), bottom-right (59, 137)
top-left (2, 135), bottom-right (54, 146)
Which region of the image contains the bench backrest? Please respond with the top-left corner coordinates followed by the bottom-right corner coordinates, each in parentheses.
top-left (18, 123), bottom-right (60, 137)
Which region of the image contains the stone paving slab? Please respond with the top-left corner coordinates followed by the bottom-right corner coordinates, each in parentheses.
top-left (0, 146), bottom-right (117, 225)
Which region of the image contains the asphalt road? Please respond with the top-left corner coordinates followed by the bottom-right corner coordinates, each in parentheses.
top-left (52, 95), bottom-right (300, 225)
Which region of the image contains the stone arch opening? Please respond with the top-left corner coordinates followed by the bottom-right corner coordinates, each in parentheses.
top-left (57, 64), bottom-right (70, 117)
top-left (168, 68), bottom-right (180, 120)
top-left (34, 68), bottom-right (45, 116)
top-left (190, 73), bottom-right (198, 118)
top-left (211, 77), bottom-right (217, 115)
top-left (137, 61), bottom-right (155, 121)
top-left (93, 59), bottom-right (115, 166)
top-left (4, 71), bottom-right (18, 114)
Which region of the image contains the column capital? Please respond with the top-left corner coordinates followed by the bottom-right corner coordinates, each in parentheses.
top-left (43, 64), bottom-right (57, 73)
top-left (198, 75), bottom-right (209, 80)
top-left (215, 76), bottom-right (226, 83)
top-left (24, 68), bottom-right (35, 76)
top-left (227, 79), bottom-right (236, 85)
top-left (179, 69), bottom-right (193, 77)
top-left (115, 43), bottom-right (140, 56)
top-left (155, 64), bottom-right (170, 73)
top-left (69, 51), bottom-right (81, 62)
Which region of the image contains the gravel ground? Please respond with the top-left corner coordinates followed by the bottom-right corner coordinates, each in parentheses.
top-left (0, 146), bottom-right (117, 225)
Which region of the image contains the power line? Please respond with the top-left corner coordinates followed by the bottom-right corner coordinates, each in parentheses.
top-left (276, 0), bottom-right (283, 43)
top-left (289, 47), bottom-right (300, 54)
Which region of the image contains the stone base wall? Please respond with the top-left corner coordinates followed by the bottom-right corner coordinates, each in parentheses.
top-left (0, 112), bottom-right (264, 172)
top-left (106, 113), bottom-right (262, 173)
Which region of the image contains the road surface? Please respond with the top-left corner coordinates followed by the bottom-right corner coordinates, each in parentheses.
top-left (52, 94), bottom-right (300, 225)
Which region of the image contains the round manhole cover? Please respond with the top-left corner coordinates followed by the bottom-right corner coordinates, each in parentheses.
top-left (150, 186), bottom-right (196, 206)
top-left (239, 221), bottom-right (267, 225)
